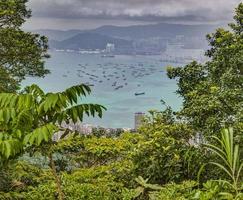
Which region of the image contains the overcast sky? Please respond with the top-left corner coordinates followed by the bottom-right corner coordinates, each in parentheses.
top-left (24, 0), bottom-right (242, 30)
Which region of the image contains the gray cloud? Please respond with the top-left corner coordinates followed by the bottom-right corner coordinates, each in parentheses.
top-left (25, 0), bottom-right (241, 29)
top-left (28, 0), bottom-right (241, 20)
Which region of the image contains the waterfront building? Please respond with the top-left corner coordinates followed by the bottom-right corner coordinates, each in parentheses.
top-left (53, 122), bottom-right (94, 141)
top-left (52, 121), bottom-right (131, 141)
top-left (105, 43), bottom-right (115, 53)
top-left (134, 112), bottom-right (145, 131)
top-left (161, 42), bottom-right (205, 63)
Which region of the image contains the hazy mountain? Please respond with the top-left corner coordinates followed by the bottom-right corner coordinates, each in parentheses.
top-left (37, 23), bottom-right (219, 52)
top-left (51, 32), bottom-right (132, 50)
top-left (36, 23), bottom-right (218, 41)
top-left (92, 23), bottom-right (218, 40)
top-left (34, 29), bottom-right (83, 41)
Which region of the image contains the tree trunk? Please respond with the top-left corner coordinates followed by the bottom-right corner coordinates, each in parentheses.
top-left (49, 153), bottom-right (65, 200)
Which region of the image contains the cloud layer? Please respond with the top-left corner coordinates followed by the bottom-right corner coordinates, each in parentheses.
top-left (28, 0), bottom-right (241, 22)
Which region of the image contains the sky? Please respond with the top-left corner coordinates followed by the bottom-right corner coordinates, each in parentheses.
top-left (24, 0), bottom-right (242, 30)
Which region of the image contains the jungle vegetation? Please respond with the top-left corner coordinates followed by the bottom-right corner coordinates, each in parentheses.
top-left (0, 1), bottom-right (242, 199)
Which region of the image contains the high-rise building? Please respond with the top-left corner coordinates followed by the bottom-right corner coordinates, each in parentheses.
top-left (134, 112), bottom-right (145, 131)
top-left (105, 43), bottom-right (115, 53)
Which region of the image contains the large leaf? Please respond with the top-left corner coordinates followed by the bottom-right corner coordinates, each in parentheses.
top-left (0, 138), bottom-right (22, 159)
top-left (24, 123), bottom-right (58, 146)
top-left (62, 84), bottom-right (91, 104)
top-left (54, 104), bottom-right (106, 124)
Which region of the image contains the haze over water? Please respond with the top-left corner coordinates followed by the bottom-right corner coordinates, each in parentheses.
top-left (23, 51), bottom-right (182, 128)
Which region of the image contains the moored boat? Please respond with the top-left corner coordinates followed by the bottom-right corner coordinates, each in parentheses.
top-left (135, 92), bottom-right (145, 96)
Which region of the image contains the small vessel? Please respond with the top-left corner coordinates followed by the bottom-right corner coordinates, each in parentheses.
top-left (101, 54), bottom-right (115, 58)
top-left (135, 92), bottom-right (145, 96)
top-left (112, 82), bottom-right (117, 87)
top-left (114, 85), bottom-right (123, 90)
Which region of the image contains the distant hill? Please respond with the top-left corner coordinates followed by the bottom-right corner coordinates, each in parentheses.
top-left (51, 32), bottom-right (133, 50)
top-left (92, 23), bottom-right (218, 40)
top-left (35, 23), bottom-right (218, 42)
top-left (34, 29), bottom-right (83, 41)
top-left (36, 23), bottom-right (220, 52)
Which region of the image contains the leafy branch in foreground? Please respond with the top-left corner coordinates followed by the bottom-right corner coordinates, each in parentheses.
top-left (205, 128), bottom-right (243, 198)
top-left (0, 0), bottom-right (50, 92)
top-left (0, 84), bottom-right (106, 200)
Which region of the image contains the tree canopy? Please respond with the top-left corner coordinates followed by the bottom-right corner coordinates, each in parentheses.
top-left (0, 2), bottom-right (242, 200)
top-left (0, 0), bottom-right (49, 92)
top-left (0, 84), bottom-right (106, 161)
top-left (167, 3), bottom-right (243, 137)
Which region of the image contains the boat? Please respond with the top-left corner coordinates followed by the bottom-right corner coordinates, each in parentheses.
top-left (135, 92), bottom-right (145, 96)
top-left (101, 54), bottom-right (115, 58)
top-left (114, 85), bottom-right (123, 90)
top-left (112, 82), bottom-right (117, 87)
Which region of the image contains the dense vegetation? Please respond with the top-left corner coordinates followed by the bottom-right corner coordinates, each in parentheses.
top-left (0, 0), bottom-right (49, 92)
top-left (0, 1), bottom-right (242, 199)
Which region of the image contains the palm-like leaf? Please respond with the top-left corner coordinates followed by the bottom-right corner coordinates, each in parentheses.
top-left (0, 83), bottom-right (106, 161)
top-left (205, 128), bottom-right (243, 195)
top-left (24, 123), bottom-right (58, 146)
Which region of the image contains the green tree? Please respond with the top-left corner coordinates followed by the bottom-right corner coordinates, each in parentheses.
top-left (0, 0), bottom-right (49, 92)
top-left (0, 84), bottom-right (106, 199)
top-left (167, 3), bottom-right (243, 137)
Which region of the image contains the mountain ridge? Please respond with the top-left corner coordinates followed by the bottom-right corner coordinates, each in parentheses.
top-left (50, 32), bottom-right (133, 51)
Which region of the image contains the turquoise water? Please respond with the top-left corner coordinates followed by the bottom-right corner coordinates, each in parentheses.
top-left (23, 51), bottom-right (182, 128)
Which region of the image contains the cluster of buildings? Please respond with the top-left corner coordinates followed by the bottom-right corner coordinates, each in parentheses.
top-left (55, 35), bottom-right (207, 63)
top-left (56, 43), bottom-right (116, 55)
top-left (161, 42), bottom-right (205, 63)
top-left (52, 112), bottom-right (145, 141)
top-left (105, 43), bottom-right (115, 54)
top-left (160, 35), bottom-right (206, 63)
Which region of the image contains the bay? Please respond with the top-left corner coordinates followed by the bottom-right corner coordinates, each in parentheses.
top-left (23, 51), bottom-right (182, 128)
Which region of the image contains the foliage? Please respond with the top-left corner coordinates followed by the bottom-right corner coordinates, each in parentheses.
top-left (141, 108), bottom-right (196, 141)
top-left (20, 171), bottom-right (136, 200)
top-left (0, 0), bottom-right (50, 92)
top-left (204, 128), bottom-right (243, 198)
top-left (0, 2), bottom-right (242, 200)
top-left (149, 181), bottom-right (197, 200)
top-left (54, 132), bottom-right (141, 168)
top-left (0, 158), bottom-right (136, 200)
top-left (132, 130), bottom-right (205, 184)
top-left (0, 84), bottom-right (105, 200)
top-left (0, 84), bottom-right (105, 161)
top-left (134, 176), bottom-right (162, 199)
top-left (167, 3), bottom-right (243, 137)
top-left (132, 109), bottom-right (206, 185)
top-left (92, 127), bottom-right (124, 138)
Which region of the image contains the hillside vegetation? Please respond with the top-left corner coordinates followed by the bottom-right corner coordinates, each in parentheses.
top-left (0, 1), bottom-right (242, 199)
